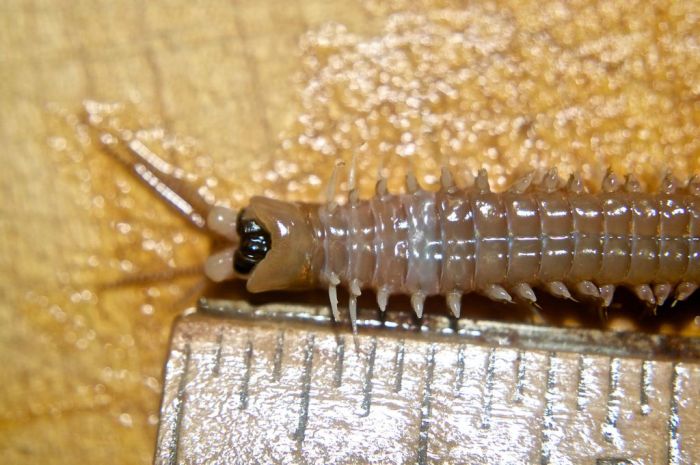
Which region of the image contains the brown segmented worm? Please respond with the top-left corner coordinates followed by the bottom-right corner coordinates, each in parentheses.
top-left (83, 107), bottom-right (699, 329)
top-left (205, 166), bottom-right (700, 329)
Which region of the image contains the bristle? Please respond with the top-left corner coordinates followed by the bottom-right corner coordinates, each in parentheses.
top-left (348, 153), bottom-right (359, 204)
top-left (687, 175), bottom-right (700, 196)
top-left (475, 168), bottom-right (491, 194)
top-left (440, 167), bottom-right (456, 192)
top-left (377, 286), bottom-right (389, 312)
top-left (328, 285), bottom-right (339, 320)
top-left (350, 278), bottom-right (362, 297)
top-left (673, 282), bottom-right (698, 305)
top-left (574, 280), bottom-right (601, 300)
top-left (406, 170), bottom-right (419, 194)
top-left (508, 171), bottom-right (535, 194)
top-left (660, 171), bottom-right (679, 194)
top-left (329, 272), bottom-right (340, 286)
top-left (624, 174), bottom-right (642, 193)
top-left (541, 168), bottom-right (561, 193)
top-left (411, 291), bottom-right (426, 318)
top-left (545, 281), bottom-right (575, 301)
top-left (349, 295), bottom-right (358, 332)
top-left (349, 278), bottom-right (362, 331)
top-left (326, 161), bottom-right (343, 208)
top-left (482, 284), bottom-right (512, 304)
top-left (633, 284), bottom-right (656, 306)
top-left (375, 176), bottom-right (388, 197)
top-left (602, 169), bottom-right (621, 193)
top-left (653, 283), bottom-right (672, 307)
top-left (599, 284), bottom-right (615, 308)
top-left (566, 173), bottom-right (585, 194)
top-left (511, 282), bottom-right (537, 304)
top-left (446, 291), bottom-right (461, 318)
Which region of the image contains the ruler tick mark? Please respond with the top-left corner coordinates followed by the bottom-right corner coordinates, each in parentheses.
top-left (576, 354), bottom-right (586, 411)
top-left (603, 358), bottom-right (622, 446)
top-left (417, 344), bottom-right (436, 465)
top-left (168, 343), bottom-right (191, 465)
top-left (394, 339), bottom-right (405, 393)
top-left (212, 331), bottom-right (223, 377)
top-left (294, 335), bottom-right (315, 445)
top-left (640, 360), bottom-right (652, 416)
top-left (667, 362), bottom-right (681, 465)
top-left (239, 341), bottom-right (253, 410)
top-left (513, 350), bottom-right (525, 404)
top-left (481, 348), bottom-right (496, 429)
top-left (272, 331), bottom-right (284, 382)
top-left (361, 337), bottom-right (378, 417)
top-left (455, 344), bottom-right (466, 395)
top-left (539, 352), bottom-right (556, 465)
top-left (334, 336), bottom-right (345, 388)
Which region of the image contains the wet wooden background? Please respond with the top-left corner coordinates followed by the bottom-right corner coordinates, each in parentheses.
top-left (1, 0), bottom-right (699, 463)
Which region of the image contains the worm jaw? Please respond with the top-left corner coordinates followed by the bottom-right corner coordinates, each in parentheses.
top-left (243, 197), bottom-right (318, 293)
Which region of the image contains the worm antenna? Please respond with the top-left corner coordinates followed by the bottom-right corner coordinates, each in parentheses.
top-left (83, 112), bottom-right (214, 231)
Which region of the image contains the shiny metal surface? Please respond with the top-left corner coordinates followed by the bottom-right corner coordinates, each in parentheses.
top-left (155, 300), bottom-right (700, 464)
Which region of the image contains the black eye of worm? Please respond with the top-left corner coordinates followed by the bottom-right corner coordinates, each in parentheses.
top-left (234, 210), bottom-right (271, 275)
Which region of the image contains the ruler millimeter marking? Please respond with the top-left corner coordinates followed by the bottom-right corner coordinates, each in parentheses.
top-left (155, 301), bottom-right (700, 465)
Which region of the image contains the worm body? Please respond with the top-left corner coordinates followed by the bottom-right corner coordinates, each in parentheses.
top-left (206, 169), bottom-right (700, 326)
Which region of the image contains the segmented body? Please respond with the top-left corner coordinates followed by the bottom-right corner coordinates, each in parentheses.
top-left (81, 104), bottom-right (699, 328)
top-left (310, 170), bottom-right (700, 321)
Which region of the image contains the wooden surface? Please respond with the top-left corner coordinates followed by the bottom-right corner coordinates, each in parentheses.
top-left (1, 1), bottom-right (700, 464)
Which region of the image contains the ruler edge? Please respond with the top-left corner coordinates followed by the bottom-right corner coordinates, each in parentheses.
top-left (195, 298), bottom-right (700, 361)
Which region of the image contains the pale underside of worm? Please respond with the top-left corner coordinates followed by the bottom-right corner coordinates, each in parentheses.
top-left (85, 112), bottom-right (700, 330)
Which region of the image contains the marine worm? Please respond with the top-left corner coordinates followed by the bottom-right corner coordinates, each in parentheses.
top-left (87, 110), bottom-right (700, 329)
top-left (205, 166), bottom-right (700, 328)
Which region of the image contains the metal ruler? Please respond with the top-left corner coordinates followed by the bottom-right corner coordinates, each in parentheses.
top-left (154, 299), bottom-right (700, 465)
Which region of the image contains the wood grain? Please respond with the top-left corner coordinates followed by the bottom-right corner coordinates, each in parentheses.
top-left (1, 1), bottom-right (699, 464)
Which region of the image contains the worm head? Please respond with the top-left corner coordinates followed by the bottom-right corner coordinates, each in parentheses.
top-left (204, 197), bottom-right (317, 292)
